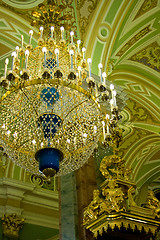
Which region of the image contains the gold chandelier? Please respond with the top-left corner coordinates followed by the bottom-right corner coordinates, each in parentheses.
top-left (0, 2), bottom-right (123, 179)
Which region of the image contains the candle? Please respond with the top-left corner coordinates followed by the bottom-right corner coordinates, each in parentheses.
top-left (51, 26), bottom-right (54, 38)
top-left (98, 63), bottom-right (103, 83)
top-left (40, 26), bottom-right (43, 38)
top-left (78, 66), bottom-right (81, 78)
top-left (42, 47), bottom-right (47, 68)
top-left (4, 58), bottom-right (9, 78)
top-left (55, 48), bottom-right (59, 67)
top-left (77, 40), bottom-right (81, 53)
top-left (106, 114), bottom-right (110, 135)
top-left (112, 90), bottom-right (117, 107)
top-left (70, 31), bottom-right (74, 44)
top-left (87, 58), bottom-right (92, 78)
top-left (102, 72), bottom-right (106, 84)
top-left (82, 47), bottom-right (86, 61)
top-left (110, 99), bottom-right (114, 111)
top-left (69, 49), bottom-right (74, 69)
top-left (94, 125), bottom-right (97, 134)
top-left (15, 46), bottom-right (19, 57)
top-left (60, 26), bottom-right (64, 40)
top-left (21, 35), bottom-right (24, 48)
top-left (29, 30), bottom-right (33, 45)
top-left (11, 51), bottom-right (16, 70)
top-left (102, 121), bottom-right (105, 141)
top-left (25, 50), bottom-right (29, 69)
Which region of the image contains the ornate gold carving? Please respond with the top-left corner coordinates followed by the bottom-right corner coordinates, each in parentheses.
top-left (134, 0), bottom-right (158, 20)
top-left (83, 147), bottom-right (160, 237)
top-left (30, 1), bottom-right (77, 34)
top-left (2, 213), bottom-right (24, 238)
top-left (83, 189), bottom-right (103, 225)
top-left (116, 25), bottom-right (151, 57)
top-left (145, 190), bottom-right (160, 218)
top-left (99, 154), bottom-right (131, 180)
top-left (30, 174), bottom-right (44, 187)
top-left (129, 41), bottom-right (160, 72)
top-left (76, 0), bottom-right (97, 38)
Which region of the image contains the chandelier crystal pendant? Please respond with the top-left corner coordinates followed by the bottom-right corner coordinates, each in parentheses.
top-left (0, 24), bottom-right (122, 179)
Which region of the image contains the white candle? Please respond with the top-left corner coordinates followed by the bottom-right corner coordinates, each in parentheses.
top-left (15, 46), bottom-right (19, 57)
top-left (51, 26), bottom-right (54, 38)
top-left (112, 90), bottom-right (117, 107)
top-left (102, 72), bottom-right (106, 84)
top-left (21, 35), bottom-right (24, 48)
top-left (106, 114), bottom-right (110, 135)
top-left (55, 48), bottom-right (59, 67)
top-left (82, 47), bottom-right (86, 61)
top-left (25, 50), bottom-right (29, 69)
top-left (60, 26), bottom-right (64, 40)
top-left (107, 124), bottom-right (110, 135)
top-left (110, 99), bottom-right (114, 111)
top-left (102, 121), bottom-right (105, 141)
top-left (40, 26), bottom-right (43, 38)
top-left (70, 31), bottom-right (74, 44)
top-left (78, 66), bottom-right (81, 78)
top-left (11, 51), bottom-right (16, 70)
top-left (87, 58), bottom-right (92, 78)
top-left (42, 47), bottom-right (47, 68)
top-left (29, 30), bottom-right (33, 45)
top-left (77, 40), bottom-right (81, 53)
top-left (69, 49), bottom-right (74, 69)
top-left (4, 58), bottom-right (9, 78)
top-left (94, 125), bottom-right (97, 134)
top-left (98, 63), bottom-right (103, 83)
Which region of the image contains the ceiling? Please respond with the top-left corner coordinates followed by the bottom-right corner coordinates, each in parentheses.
top-left (0, 0), bottom-right (160, 195)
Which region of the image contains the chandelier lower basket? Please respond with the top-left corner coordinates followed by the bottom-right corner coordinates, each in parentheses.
top-left (0, 79), bottom-right (102, 176)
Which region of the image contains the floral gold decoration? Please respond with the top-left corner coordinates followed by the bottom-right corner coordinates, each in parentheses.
top-left (129, 41), bottom-right (160, 72)
top-left (134, 0), bottom-right (158, 20)
top-left (83, 139), bottom-right (160, 238)
top-left (2, 213), bottom-right (24, 238)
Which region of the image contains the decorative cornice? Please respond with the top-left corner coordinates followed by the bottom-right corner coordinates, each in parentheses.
top-left (0, 177), bottom-right (59, 229)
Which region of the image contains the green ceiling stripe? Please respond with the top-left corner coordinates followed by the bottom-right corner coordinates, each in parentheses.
top-left (111, 0), bottom-right (158, 53)
top-left (115, 15), bottom-right (160, 64)
top-left (115, 64), bottom-right (160, 86)
top-left (92, 41), bottom-right (104, 75)
top-left (104, 0), bottom-right (123, 25)
top-left (136, 165), bottom-right (160, 188)
top-left (133, 123), bottom-right (160, 134)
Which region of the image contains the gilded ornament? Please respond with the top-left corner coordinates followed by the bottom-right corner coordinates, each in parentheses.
top-left (2, 213), bottom-right (24, 238)
top-left (129, 41), bottom-right (160, 72)
top-left (134, 0), bottom-right (157, 19)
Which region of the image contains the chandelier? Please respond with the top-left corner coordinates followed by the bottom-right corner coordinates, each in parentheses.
top-left (0, 2), bottom-right (123, 179)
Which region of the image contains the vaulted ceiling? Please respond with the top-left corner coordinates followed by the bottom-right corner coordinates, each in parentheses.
top-left (0, 0), bottom-right (160, 198)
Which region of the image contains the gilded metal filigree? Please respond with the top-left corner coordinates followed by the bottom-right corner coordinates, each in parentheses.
top-left (129, 41), bottom-right (160, 72)
top-left (2, 213), bottom-right (24, 238)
